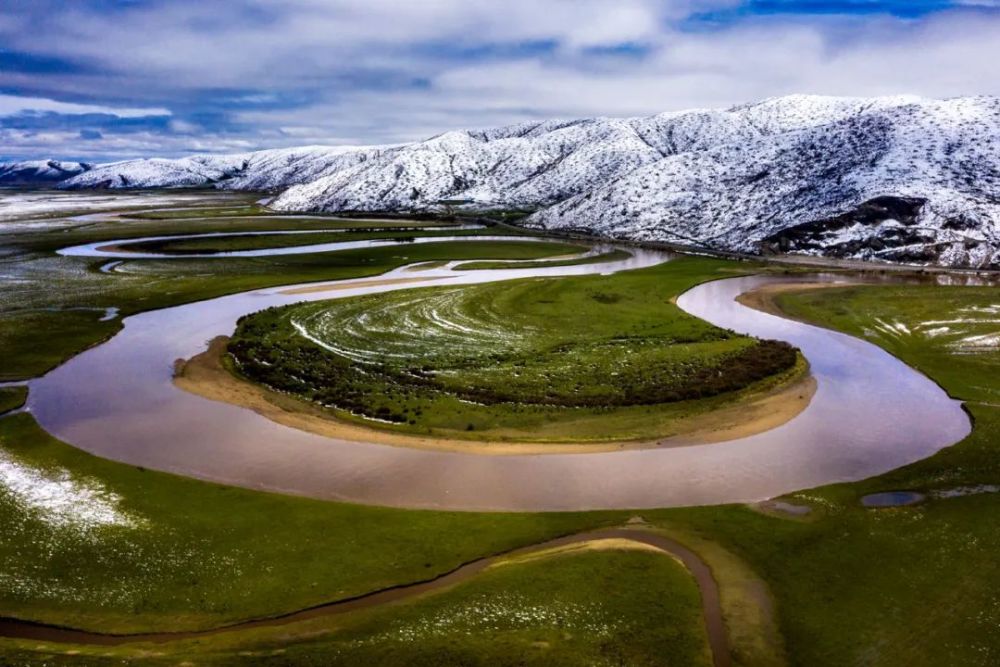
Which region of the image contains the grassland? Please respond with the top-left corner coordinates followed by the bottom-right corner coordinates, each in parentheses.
top-left (0, 541), bottom-right (712, 666)
top-left (13, 190), bottom-right (1000, 665)
top-left (0, 387), bottom-right (27, 414)
top-left (121, 203), bottom-right (272, 219)
top-left (627, 281), bottom-right (1000, 667)
top-left (228, 257), bottom-right (798, 442)
top-left (0, 193), bottom-right (581, 381)
top-left (0, 412), bottom-right (632, 634)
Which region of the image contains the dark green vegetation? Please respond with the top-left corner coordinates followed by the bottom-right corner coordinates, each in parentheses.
top-left (229, 258), bottom-right (796, 441)
top-left (0, 386), bottom-right (27, 414)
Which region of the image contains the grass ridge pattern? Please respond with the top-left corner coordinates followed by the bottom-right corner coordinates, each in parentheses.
top-left (229, 259), bottom-right (796, 435)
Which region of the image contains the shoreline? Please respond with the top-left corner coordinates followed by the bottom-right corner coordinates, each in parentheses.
top-left (734, 282), bottom-right (854, 319)
top-left (173, 336), bottom-right (817, 456)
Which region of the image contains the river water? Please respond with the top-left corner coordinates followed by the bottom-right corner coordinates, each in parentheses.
top-left (26, 237), bottom-right (970, 511)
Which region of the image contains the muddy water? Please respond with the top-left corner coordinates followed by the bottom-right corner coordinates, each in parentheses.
top-left (27, 241), bottom-right (970, 511)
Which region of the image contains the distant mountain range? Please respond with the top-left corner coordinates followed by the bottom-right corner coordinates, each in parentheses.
top-left (0, 160), bottom-right (92, 185)
top-left (5, 94), bottom-right (999, 269)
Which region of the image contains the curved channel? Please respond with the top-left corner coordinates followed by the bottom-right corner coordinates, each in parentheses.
top-left (26, 237), bottom-right (970, 511)
top-left (0, 527), bottom-right (730, 667)
top-left (57, 229), bottom-right (564, 260)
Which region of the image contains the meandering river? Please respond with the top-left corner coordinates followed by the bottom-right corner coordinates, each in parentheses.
top-left (25, 235), bottom-right (970, 511)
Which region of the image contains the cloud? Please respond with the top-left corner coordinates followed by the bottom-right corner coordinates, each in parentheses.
top-left (0, 0), bottom-right (997, 161)
top-left (0, 94), bottom-right (171, 119)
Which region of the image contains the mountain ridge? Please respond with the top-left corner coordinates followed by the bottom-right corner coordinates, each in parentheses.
top-left (4, 94), bottom-right (999, 268)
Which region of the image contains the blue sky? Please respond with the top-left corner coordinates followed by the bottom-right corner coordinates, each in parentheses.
top-left (1, 0), bottom-right (998, 161)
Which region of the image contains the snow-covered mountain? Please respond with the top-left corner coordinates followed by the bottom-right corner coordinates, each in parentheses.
top-left (44, 95), bottom-right (1000, 268)
top-left (0, 160), bottom-right (91, 185)
top-left (531, 96), bottom-right (1000, 269)
top-left (58, 146), bottom-right (378, 190)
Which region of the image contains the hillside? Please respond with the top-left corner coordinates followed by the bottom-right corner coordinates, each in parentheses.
top-left (0, 160), bottom-right (91, 186)
top-left (11, 94), bottom-right (999, 268)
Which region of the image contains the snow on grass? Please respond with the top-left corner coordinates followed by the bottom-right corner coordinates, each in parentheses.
top-left (291, 288), bottom-right (532, 366)
top-left (873, 318), bottom-right (912, 337)
top-left (933, 485), bottom-right (1000, 499)
top-left (875, 308), bottom-right (1000, 354)
top-left (0, 451), bottom-right (144, 533)
top-left (949, 333), bottom-right (1000, 354)
top-left (923, 326), bottom-right (951, 338)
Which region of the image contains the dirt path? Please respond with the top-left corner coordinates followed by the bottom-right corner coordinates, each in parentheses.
top-left (0, 527), bottom-right (731, 667)
top-left (174, 337), bottom-right (816, 456)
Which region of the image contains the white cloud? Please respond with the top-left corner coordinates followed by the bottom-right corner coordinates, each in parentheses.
top-left (0, 0), bottom-right (998, 159)
top-left (230, 9), bottom-right (1000, 144)
top-left (0, 94), bottom-right (171, 119)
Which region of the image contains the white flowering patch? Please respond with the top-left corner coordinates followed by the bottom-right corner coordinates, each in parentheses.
top-left (0, 451), bottom-right (144, 533)
top-left (933, 485), bottom-right (1000, 499)
top-left (361, 592), bottom-right (618, 644)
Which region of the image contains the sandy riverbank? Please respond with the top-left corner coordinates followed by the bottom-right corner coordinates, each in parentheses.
top-left (735, 282), bottom-right (854, 318)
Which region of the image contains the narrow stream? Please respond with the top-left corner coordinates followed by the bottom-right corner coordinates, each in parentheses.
top-left (0, 527), bottom-right (730, 667)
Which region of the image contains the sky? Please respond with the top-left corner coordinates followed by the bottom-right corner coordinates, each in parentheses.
top-left (1, 0), bottom-right (999, 162)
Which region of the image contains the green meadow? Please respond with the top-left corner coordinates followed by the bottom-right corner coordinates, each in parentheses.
top-left (5, 191), bottom-right (1000, 666)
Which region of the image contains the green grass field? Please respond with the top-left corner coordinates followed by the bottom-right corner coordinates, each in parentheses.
top-left (228, 257), bottom-right (798, 441)
top-left (0, 544), bottom-right (712, 666)
top-left (9, 190), bottom-right (1000, 666)
top-left (0, 387), bottom-right (27, 414)
top-left (635, 282), bottom-right (1000, 666)
top-left (1, 203), bottom-right (583, 381)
